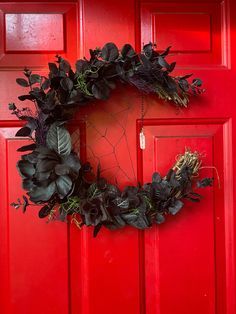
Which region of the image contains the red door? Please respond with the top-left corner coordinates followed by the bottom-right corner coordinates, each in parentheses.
top-left (0, 1), bottom-right (235, 314)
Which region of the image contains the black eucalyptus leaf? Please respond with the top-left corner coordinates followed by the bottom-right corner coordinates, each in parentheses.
top-left (59, 59), bottom-right (71, 73)
top-left (60, 77), bottom-right (73, 91)
top-left (30, 74), bottom-right (41, 85)
top-left (38, 204), bottom-right (53, 218)
top-left (121, 44), bottom-right (136, 59)
top-left (16, 78), bottom-right (29, 87)
top-left (48, 63), bottom-right (58, 75)
top-left (22, 195), bottom-right (29, 213)
top-left (101, 42), bottom-right (119, 62)
top-left (42, 79), bottom-right (51, 90)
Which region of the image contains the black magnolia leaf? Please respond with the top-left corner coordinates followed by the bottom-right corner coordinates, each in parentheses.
top-left (17, 160), bottom-right (35, 178)
top-left (16, 78), bottom-right (29, 87)
top-left (55, 164), bottom-right (70, 175)
top-left (46, 122), bottom-right (72, 156)
top-left (56, 175), bottom-right (72, 198)
top-left (101, 42), bottom-right (119, 62)
top-left (17, 143), bottom-right (36, 152)
top-left (15, 126), bottom-right (31, 137)
top-left (60, 77), bottom-right (73, 91)
top-left (63, 153), bottom-right (81, 174)
top-left (28, 182), bottom-right (56, 202)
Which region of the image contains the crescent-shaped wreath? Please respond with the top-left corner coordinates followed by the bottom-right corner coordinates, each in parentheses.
top-left (9, 42), bottom-right (213, 237)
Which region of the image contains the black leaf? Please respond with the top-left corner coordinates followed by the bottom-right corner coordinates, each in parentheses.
top-left (169, 200), bottom-right (183, 215)
top-left (42, 79), bottom-right (51, 90)
top-left (18, 95), bottom-right (34, 101)
top-left (196, 177), bottom-right (213, 188)
top-left (46, 122), bottom-right (72, 156)
top-left (48, 63), bottom-right (58, 75)
top-left (15, 126), bottom-right (31, 137)
top-left (93, 224), bottom-right (102, 237)
top-left (75, 60), bottom-right (90, 73)
top-left (60, 77), bottom-right (73, 91)
top-left (17, 143), bottom-right (36, 152)
top-left (29, 74), bottom-right (41, 85)
top-left (156, 213), bottom-right (165, 224)
top-left (28, 182), bottom-right (56, 202)
top-left (16, 78), bottom-right (29, 87)
top-left (17, 160), bottom-right (35, 178)
top-left (22, 195), bottom-right (29, 213)
top-left (38, 204), bottom-right (53, 218)
top-left (92, 81), bottom-right (110, 100)
top-left (59, 59), bottom-right (71, 73)
top-left (56, 175), bottom-right (72, 198)
top-left (121, 44), bottom-right (136, 58)
top-left (192, 78), bottom-right (202, 87)
top-left (101, 42), bottom-right (119, 62)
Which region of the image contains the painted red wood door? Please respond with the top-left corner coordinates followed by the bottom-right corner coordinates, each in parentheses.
top-left (0, 1), bottom-right (235, 314)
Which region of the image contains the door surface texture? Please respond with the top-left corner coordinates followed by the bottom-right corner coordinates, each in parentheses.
top-left (0, 1), bottom-right (235, 314)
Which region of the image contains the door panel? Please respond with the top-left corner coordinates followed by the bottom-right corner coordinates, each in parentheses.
top-left (0, 0), bottom-right (235, 314)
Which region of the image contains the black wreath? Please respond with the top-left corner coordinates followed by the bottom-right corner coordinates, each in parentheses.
top-left (9, 42), bottom-right (212, 236)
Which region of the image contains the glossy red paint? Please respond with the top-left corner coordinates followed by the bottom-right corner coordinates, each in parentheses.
top-left (0, 1), bottom-right (236, 314)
